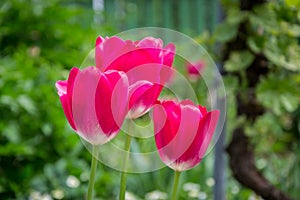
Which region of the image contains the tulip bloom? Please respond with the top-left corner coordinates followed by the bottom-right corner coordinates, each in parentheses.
top-left (153, 100), bottom-right (220, 171)
top-left (55, 66), bottom-right (129, 145)
top-left (186, 61), bottom-right (205, 81)
top-left (95, 36), bottom-right (175, 118)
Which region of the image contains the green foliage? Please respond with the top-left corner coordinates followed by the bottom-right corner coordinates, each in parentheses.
top-left (0, 0), bottom-right (118, 199)
top-left (213, 7), bottom-right (247, 43)
top-left (207, 0), bottom-right (300, 199)
top-left (257, 73), bottom-right (299, 115)
top-left (213, 22), bottom-right (239, 43)
top-left (224, 50), bottom-right (254, 72)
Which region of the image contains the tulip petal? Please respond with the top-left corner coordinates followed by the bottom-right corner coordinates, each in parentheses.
top-left (137, 37), bottom-right (163, 49)
top-left (94, 35), bottom-right (176, 120)
top-left (154, 101), bottom-right (183, 166)
top-left (109, 48), bottom-right (161, 74)
top-left (95, 70), bottom-right (129, 136)
top-left (104, 71), bottom-right (129, 125)
top-left (71, 66), bottom-right (108, 145)
top-left (95, 36), bottom-right (104, 47)
top-left (153, 100), bottom-right (220, 171)
top-left (161, 43), bottom-right (176, 67)
top-left (67, 68), bottom-right (80, 96)
top-left (128, 81), bottom-right (161, 119)
top-left (109, 71), bottom-right (129, 130)
top-left (55, 80), bottom-right (67, 96)
top-left (56, 72), bottom-right (78, 131)
top-left (167, 104), bottom-right (201, 170)
top-left (55, 82), bottom-right (76, 130)
top-left (95, 36), bottom-right (134, 71)
top-left (198, 110), bottom-right (220, 158)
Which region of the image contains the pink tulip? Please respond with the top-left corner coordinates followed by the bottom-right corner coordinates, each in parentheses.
top-left (186, 61), bottom-right (205, 81)
top-left (55, 66), bottom-right (129, 145)
top-left (95, 36), bottom-right (175, 118)
top-left (153, 100), bottom-right (220, 171)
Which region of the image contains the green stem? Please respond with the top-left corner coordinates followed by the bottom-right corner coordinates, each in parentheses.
top-left (119, 133), bottom-right (132, 200)
top-left (171, 171), bottom-right (181, 200)
top-left (87, 145), bottom-right (98, 200)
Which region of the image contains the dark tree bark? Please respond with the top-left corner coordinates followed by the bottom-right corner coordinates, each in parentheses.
top-left (226, 128), bottom-right (292, 200)
top-left (224, 0), bottom-right (293, 199)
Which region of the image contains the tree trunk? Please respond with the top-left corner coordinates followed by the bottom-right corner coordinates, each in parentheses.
top-left (224, 0), bottom-right (293, 199)
top-left (226, 127), bottom-right (292, 200)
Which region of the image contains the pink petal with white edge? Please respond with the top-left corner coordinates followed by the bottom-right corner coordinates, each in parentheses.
top-left (128, 81), bottom-right (161, 119)
top-left (71, 66), bottom-right (107, 145)
top-left (161, 43), bottom-right (176, 67)
top-left (67, 68), bottom-right (80, 96)
top-left (154, 101), bottom-right (181, 163)
top-left (124, 63), bottom-right (165, 85)
top-left (109, 71), bottom-right (129, 130)
top-left (173, 111), bottom-right (212, 170)
top-left (55, 80), bottom-right (67, 96)
top-left (95, 36), bottom-right (134, 71)
top-left (55, 81), bottom-right (76, 130)
top-left (95, 70), bottom-right (129, 137)
top-left (136, 37), bottom-right (163, 49)
top-left (162, 104), bottom-right (201, 168)
top-left (153, 100), bottom-right (220, 171)
top-left (198, 110), bottom-right (220, 158)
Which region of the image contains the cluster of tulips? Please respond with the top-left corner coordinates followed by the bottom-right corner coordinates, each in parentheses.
top-left (55, 36), bottom-right (219, 200)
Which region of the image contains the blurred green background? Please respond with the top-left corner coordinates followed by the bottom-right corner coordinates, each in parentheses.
top-left (0, 0), bottom-right (299, 199)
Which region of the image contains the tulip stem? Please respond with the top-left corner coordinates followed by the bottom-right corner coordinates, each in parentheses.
top-left (119, 132), bottom-right (132, 200)
top-left (87, 145), bottom-right (98, 200)
top-left (171, 170), bottom-right (181, 200)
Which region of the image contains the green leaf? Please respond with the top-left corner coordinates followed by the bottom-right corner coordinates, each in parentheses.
top-left (249, 4), bottom-right (278, 34)
top-left (281, 22), bottom-right (300, 37)
top-left (213, 22), bottom-right (238, 42)
top-left (247, 36), bottom-right (265, 53)
top-left (257, 74), bottom-right (299, 115)
top-left (254, 113), bottom-right (283, 136)
top-left (226, 8), bottom-right (248, 25)
top-left (285, 0), bottom-right (300, 8)
top-left (224, 50), bottom-right (254, 72)
top-left (264, 38), bottom-right (300, 71)
top-left (17, 94), bottom-right (37, 115)
top-left (2, 121), bottom-right (20, 143)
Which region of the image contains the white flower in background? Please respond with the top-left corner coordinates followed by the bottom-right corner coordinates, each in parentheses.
top-left (231, 185), bottom-right (240, 194)
top-left (29, 191), bottom-right (53, 200)
top-left (125, 191), bottom-right (139, 200)
top-left (205, 177), bottom-right (215, 187)
top-left (66, 175), bottom-right (80, 188)
top-left (51, 189), bottom-right (64, 199)
top-left (198, 192), bottom-right (207, 200)
top-left (183, 182), bottom-right (200, 192)
top-left (248, 194), bottom-right (264, 200)
top-left (189, 189), bottom-right (200, 198)
top-left (29, 191), bottom-right (42, 200)
top-left (145, 190), bottom-right (168, 200)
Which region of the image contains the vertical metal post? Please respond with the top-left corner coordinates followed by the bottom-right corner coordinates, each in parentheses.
top-left (213, 115), bottom-right (226, 200)
top-left (93, 0), bottom-right (104, 24)
top-left (213, 1), bottom-right (226, 200)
